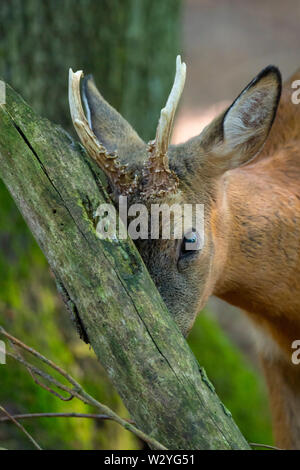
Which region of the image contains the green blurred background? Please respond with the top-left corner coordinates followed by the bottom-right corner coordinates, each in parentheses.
top-left (2, 0), bottom-right (299, 449)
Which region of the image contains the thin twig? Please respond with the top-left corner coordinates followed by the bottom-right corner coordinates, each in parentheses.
top-left (5, 351), bottom-right (78, 399)
top-left (0, 326), bottom-right (167, 450)
top-left (8, 337), bottom-right (74, 402)
top-left (0, 327), bottom-right (79, 388)
top-left (249, 442), bottom-right (282, 450)
top-left (0, 412), bottom-right (134, 423)
top-left (0, 405), bottom-right (42, 450)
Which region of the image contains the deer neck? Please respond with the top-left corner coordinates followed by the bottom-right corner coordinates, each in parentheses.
top-left (213, 157), bottom-right (300, 355)
top-left (260, 351), bottom-right (300, 449)
top-left (211, 156), bottom-right (300, 449)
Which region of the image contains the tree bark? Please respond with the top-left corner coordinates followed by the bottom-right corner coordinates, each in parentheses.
top-left (0, 84), bottom-right (250, 450)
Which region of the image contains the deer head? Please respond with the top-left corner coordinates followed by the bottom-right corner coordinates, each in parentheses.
top-left (69, 57), bottom-right (281, 336)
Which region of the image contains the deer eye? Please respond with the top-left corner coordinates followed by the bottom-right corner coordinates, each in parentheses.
top-left (180, 230), bottom-right (201, 258)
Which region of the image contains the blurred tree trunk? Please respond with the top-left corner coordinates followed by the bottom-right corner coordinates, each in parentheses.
top-left (0, 0), bottom-right (181, 450)
top-left (0, 0), bottom-right (181, 139)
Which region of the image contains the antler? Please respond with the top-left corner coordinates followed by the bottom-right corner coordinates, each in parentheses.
top-left (69, 56), bottom-right (186, 200)
top-left (142, 55), bottom-right (186, 198)
top-left (68, 69), bottom-right (136, 196)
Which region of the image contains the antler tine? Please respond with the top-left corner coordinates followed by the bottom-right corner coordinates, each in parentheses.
top-left (68, 69), bottom-right (135, 196)
top-left (155, 55), bottom-right (186, 155)
top-left (142, 56), bottom-right (186, 198)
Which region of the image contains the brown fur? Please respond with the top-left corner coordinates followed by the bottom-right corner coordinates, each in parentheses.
top-left (213, 71), bottom-right (300, 448)
top-left (83, 66), bottom-right (300, 449)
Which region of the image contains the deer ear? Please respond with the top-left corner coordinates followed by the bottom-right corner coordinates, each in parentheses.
top-left (82, 75), bottom-right (147, 161)
top-left (216, 66), bottom-right (281, 168)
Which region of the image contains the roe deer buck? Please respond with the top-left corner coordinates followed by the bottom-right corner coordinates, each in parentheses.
top-left (69, 57), bottom-right (300, 449)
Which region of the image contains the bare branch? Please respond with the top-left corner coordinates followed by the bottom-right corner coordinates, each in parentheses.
top-left (1, 327), bottom-right (79, 387)
top-left (0, 326), bottom-right (166, 450)
top-left (0, 405), bottom-right (42, 450)
top-left (7, 335), bottom-right (75, 402)
top-left (0, 412), bottom-right (134, 423)
top-left (249, 442), bottom-right (282, 450)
